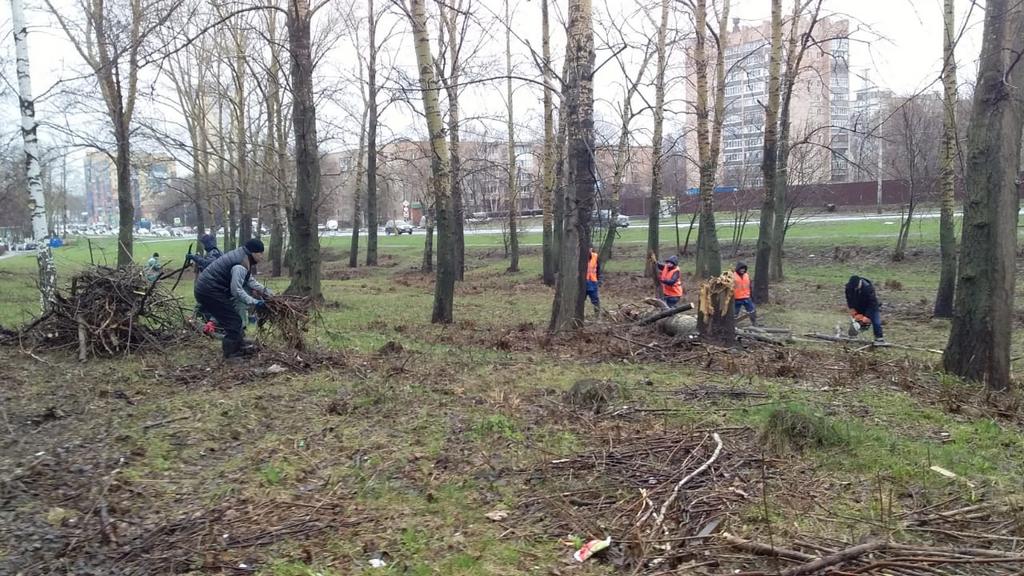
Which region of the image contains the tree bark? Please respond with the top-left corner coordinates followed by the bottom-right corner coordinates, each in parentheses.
top-left (549, 0), bottom-right (594, 332)
top-left (233, 27), bottom-right (251, 243)
top-left (284, 0), bottom-right (322, 299)
top-left (646, 0), bottom-right (669, 279)
top-left (942, 0), bottom-right (1024, 392)
top-left (697, 273), bottom-right (736, 345)
top-left (552, 83), bottom-right (569, 277)
top-left (10, 0), bottom-right (55, 311)
top-left (694, 0), bottom-right (730, 279)
top-left (753, 0), bottom-right (782, 304)
top-left (934, 0), bottom-right (958, 318)
top-left (444, 2), bottom-right (465, 280)
top-left (540, 0), bottom-right (556, 286)
top-left (269, 18), bottom-right (286, 277)
top-left (349, 104), bottom-right (368, 268)
top-left (505, 0), bottom-right (519, 273)
top-left (408, 0), bottom-right (455, 323)
top-left (365, 0), bottom-right (380, 266)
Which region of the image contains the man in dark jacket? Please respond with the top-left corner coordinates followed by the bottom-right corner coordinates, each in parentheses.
top-left (845, 275), bottom-right (884, 344)
top-left (195, 238), bottom-right (267, 358)
top-left (188, 234), bottom-right (223, 273)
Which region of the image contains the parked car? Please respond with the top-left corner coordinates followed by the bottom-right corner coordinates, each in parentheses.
top-left (384, 220), bottom-right (414, 235)
top-left (592, 210), bottom-right (629, 228)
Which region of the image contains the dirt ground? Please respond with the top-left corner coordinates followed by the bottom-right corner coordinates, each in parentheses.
top-left (3, 243), bottom-right (1024, 575)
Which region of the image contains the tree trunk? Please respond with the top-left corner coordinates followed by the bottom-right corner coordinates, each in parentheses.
top-left (549, 0), bottom-right (594, 332)
top-left (365, 0), bottom-right (380, 267)
top-left (934, 0), bottom-right (958, 318)
top-left (753, 0), bottom-right (782, 304)
top-left (694, 0), bottom-right (730, 279)
top-left (269, 24), bottom-right (286, 277)
top-left (444, 2), bottom-right (465, 281)
top-left (349, 105), bottom-right (368, 268)
top-left (697, 273), bottom-right (736, 344)
top-left (552, 91), bottom-right (569, 277)
top-left (284, 0), bottom-right (322, 299)
top-left (942, 0), bottom-right (1024, 392)
top-left (115, 123), bottom-right (134, 267)
top-left (408, 0), bottom-right (455, 323)
top-left (234, 28), bottom-right (251, 243)
top-left (540, 0), bottom-right (556, 286)
top-left (646, 0), bottom-right (669, 279)
top-left (10, 0), bottom-right (55, 311)
top-left (505, 0), bottom-right (519, 273)
top-left (422, 213), bottom-right (433, 273)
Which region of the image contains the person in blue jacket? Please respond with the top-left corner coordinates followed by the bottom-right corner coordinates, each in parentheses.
top-left (188, 234), bottom-right (224, 273)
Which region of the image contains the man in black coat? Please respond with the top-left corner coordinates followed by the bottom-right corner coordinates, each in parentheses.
top-left (195, 238), bottom-right (267, 358)
top-left (845, 275), bottom-right (884, 344)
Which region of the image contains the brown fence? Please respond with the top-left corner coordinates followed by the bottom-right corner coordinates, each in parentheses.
top-left (618, 177), bottom-right (1023, 216)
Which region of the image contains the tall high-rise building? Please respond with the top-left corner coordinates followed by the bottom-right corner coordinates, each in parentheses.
top-left (686, 16), bottom-right (852, 188)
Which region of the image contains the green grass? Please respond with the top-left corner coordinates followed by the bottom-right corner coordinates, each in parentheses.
top-left (3, 218), bottom-right (1024, 574)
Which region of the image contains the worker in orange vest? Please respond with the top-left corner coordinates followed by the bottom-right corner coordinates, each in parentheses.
top-left (651, 254), bottom-right (684, 307)
top-left (585, 246), bottom-right (601, 317)
top-left (733, 262), bottom-right (756, 325)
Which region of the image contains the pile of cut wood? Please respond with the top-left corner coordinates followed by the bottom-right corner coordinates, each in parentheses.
top-left (3, 265), bottom-right (186, 358)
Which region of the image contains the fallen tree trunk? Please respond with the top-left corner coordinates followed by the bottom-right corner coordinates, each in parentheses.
top-left (637, 302), bottom-right (694, 326)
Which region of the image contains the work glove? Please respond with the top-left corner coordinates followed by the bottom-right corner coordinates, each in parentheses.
top-left (253, 300), bottom-right (266, 309)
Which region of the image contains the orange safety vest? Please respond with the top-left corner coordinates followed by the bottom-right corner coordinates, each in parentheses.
top-left (660, 265), bottom-right (683, 298)
top-left (734, 272), bottom-right (751, 300)
top-left (586, 251), bottom-right (599, 282)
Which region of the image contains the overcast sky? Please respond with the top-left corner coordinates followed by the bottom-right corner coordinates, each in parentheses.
top-left (0, 0), bottom-right (985, 191)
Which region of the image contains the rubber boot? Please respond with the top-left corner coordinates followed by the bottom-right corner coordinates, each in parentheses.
top-left (222, 337), bottom-right (244, 359)
top-left (749, 311), bottom-right (758, 327)
top-left (592, 304), bottom-right (601, 319)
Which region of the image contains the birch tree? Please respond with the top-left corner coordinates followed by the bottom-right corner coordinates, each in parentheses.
top-left (549, 0), bottom-right (595, 332)
top-left (934, 0), bottom-right (958, 317)
top-left (10, 0), bottom-right (55, 310)
top-left (365, 0), bottom-right (382, 266)
top-left (942, 0), bottom-right (1024, 392)
top-left (406, 0), bottom-right (456, 323)
top-left (691, 0), bottom-right (730, 279)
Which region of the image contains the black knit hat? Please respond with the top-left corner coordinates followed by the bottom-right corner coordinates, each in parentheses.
top-left (244, 238), bottom-right (265, 253)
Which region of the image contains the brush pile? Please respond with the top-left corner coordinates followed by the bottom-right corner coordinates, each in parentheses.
top-left (259, 295), bottom-right (316, 350)
top-left (4, 266), bottom-right (186, 357)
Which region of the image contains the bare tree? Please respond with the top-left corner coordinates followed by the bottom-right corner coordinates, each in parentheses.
top-left (505, 0), bottom-right (520, 272)
top-left (540, 0), bottom-right (556, 286)
top-left (405, 0), bottom-right (456, 323)
top-left (646, 0), bottom-right (670, 278)
top-left (942, 0), bottom-right (1024, 392)
top-left (752, 0), bottom-right (782, 304)
top-left (365, 0), bottom-right (382, 267)
top-left (934, 0), bottom-right (958, 317)
top-left (47, 0), bottom-right (179, 266)
top-left (284, 0), bottom-right (323, 298)
top-left (690, 0), bottom-right (730, 279)
top-left (549, 0), bottom-right (595, 332)
top-left (887, 97), bottom-right (941, 261)
top-left (10, 0), bottom-right (55, 309)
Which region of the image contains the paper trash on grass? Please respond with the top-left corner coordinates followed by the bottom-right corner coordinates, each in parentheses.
top-left (369, 558), bottom-right (387, 568)
top-left (930, 465), bottom-right (976, 487)
top-left (485, 509), bottom-right (509, 521)
top-left (573, 536), bottom-right (612, 562)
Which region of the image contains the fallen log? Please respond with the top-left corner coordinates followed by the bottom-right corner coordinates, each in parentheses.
top-left (777, 541), bottom-right (887, 576)
top-left (636, 302), bottom-right (694, 326)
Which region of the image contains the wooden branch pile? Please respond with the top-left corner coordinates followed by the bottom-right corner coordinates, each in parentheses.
top-left (720, 495), bottom-right (1024, 575)
top-left (6, 266), bottom-right (185, 358)
top-left (259, 295), bottom-right (316, 351)
top-left (519, 428), bottom-right (758, 572)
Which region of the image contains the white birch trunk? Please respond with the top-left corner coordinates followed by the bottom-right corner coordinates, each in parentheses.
top-left (10, 0), bottom-right (55, 312)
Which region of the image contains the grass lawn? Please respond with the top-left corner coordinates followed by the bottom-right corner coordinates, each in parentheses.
top-left (2, 219), bottom-right (1024, 575)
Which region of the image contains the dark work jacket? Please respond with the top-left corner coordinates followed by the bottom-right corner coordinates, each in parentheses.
top-left (195, 246), bottom-right (251, 298)
top-left (845, 277), bottom-right (879, 312)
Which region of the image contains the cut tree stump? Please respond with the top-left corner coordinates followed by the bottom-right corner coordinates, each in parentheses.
top-left (697, 273), bottom-right (736, 345)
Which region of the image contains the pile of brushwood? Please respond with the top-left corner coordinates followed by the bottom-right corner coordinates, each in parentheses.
top-left (2, 266), bottom-right (186, 358)
top-left (259, 295), bottom-right (316, 351)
